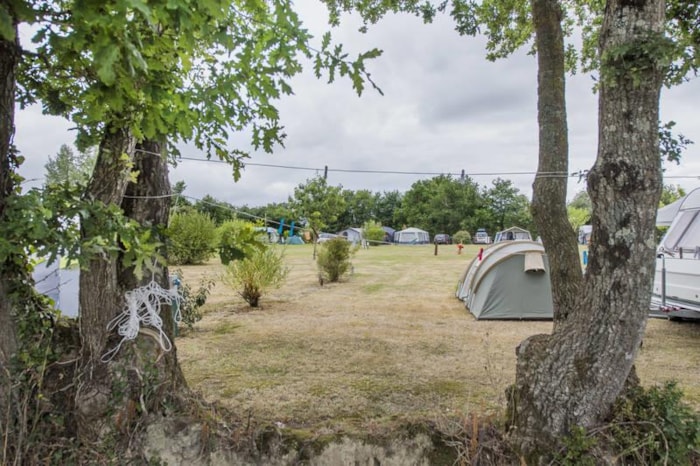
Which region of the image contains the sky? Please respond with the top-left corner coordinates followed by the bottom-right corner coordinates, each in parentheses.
top-left (15, 4), bottom-right (700, 209)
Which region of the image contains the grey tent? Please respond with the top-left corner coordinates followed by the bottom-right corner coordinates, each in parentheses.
top-left (578, 225), bottom-right (593, 244)
top-left (394, 227), bottom-right (429, 244)
top-left (254, 226), bottom-right (280, 243)
top-left (493, 226), bottom-right (532, 243)
top-left (338, 227), bottom-right (364, 245)
top-left (456, 241), bottom-right (553, 320)
top-left (381, 226), bottom-right (396, 243)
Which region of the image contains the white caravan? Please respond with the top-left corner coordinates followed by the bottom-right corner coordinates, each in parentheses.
top-left (651, 188), bottom-right (700, 319)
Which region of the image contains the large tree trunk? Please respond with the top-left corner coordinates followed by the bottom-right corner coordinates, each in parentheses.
top-left (530, 0), bottom-right (582, 324)
top-left (510, 0), bottom-right (665, 459)
top-left (76, 135), bottom-right (188, 444)
top-left (75, 126), bottom-right (136, 439)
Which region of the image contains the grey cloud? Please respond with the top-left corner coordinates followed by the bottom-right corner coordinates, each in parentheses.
top-left (14, 3), bottom-right (700, 208)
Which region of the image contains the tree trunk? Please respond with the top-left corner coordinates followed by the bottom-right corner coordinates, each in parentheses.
top-left (510, 0), bottom-right (665, 459)
top-left (530, 0), bottom-right (582, 324)
top-left (0, 21), bottom-right (20, 444)
top-left (118, 139), bottom-right (186, 390)
top-left (75, 126), bottom-right (136, 439)
top-left (76, 135), bottom-right (189, 444)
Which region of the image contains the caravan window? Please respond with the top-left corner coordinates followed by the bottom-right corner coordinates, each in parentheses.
top-left (662, 211), bottom-right (699, 251)
top-left (677, 211), bottom-right (700, 252)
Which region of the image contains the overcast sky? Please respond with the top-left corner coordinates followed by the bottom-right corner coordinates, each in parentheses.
top-left (15, 4), bottom-right (700, 209)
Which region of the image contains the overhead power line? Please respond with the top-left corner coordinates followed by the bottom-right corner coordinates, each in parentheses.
top-left (137, 149), bottom-right (574, 179)
top-left (134, 148), bottom-right (700, 181)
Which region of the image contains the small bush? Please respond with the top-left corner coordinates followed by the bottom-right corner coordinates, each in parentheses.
top-left (171, 270), bottom-right (215, 331)
top-left (216, 219), bottom-right (265, 265)
top-left (453, 230), bottom-right (472, 244)
top-left (317, 237), bottom-right (354, 283)
top-left (167, 211), bottom-right (217, 265)
top-left (363, 220), bottom-right (385, 246)
top-left (554, 426), bottom-right (598, 466)
top-left (604, 381), bottom-right (700, 465)
top-left (222, 246), bottom-right (289, 307)
top-left (553, 381), bottom-right (700, 464)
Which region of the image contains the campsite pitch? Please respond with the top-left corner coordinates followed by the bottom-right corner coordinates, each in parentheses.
top-left (176, 244), bottom-right (700, 434)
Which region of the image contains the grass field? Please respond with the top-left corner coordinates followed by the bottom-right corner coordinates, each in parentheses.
top-left (176, 243), bottom-right (700, 435)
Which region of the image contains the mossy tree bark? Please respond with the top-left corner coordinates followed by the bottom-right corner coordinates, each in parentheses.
top-left (510, 0), bottom-right (665, 459)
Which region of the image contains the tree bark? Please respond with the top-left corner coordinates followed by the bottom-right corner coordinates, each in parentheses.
top-left (530, 0), bottom-right (582, 324)
top-left (0, 20), bottom-right (20, 441)
top-left (75, 126), bottom-right (136, 439)
top-left (119, 139), bottom-right (186, 390)
top-left (76, 136), bottom-right (189, 443)
top-left (510, 0), bottom-right (665, 459)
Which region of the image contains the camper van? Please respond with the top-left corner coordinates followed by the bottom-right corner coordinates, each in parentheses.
top-left (652, 188), bottom-right (700, 320)
top-left (473, 228), bottom-right (491, 244)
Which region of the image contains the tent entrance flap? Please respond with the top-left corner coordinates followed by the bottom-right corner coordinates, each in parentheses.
top-left (524, 252), bottom-right (545, 272)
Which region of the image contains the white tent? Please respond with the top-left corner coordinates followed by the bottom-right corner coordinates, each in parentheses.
top-left (394, 227), bottom-right (430, 244)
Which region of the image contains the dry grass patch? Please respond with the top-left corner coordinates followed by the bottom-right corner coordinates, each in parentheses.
top-left (176, 244), bottom-right (700, 436)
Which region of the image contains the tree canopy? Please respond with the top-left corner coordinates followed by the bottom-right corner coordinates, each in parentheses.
top-left (43, 144), bottom-right (95, 187)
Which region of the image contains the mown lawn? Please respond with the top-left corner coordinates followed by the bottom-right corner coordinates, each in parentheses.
top-left (176, 243), bottom-right (700, 435)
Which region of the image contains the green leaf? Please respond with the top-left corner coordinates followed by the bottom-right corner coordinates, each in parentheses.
top-left (95, 45), bottom-right (120, 85)
top-left (125, 0), bottom-right (152, 21)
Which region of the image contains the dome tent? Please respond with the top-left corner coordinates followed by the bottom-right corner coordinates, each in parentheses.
top-left (456, 241), bottom-right (553, 320)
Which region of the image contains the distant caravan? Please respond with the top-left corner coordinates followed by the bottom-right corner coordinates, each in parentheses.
top-left (652, 188), bottom-right (700, 320)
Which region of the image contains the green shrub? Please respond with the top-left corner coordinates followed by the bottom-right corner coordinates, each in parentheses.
top-left (604, 381), bottom-right (700, 465)
top-left (216, 219), bottom-right (265, 265)
top-left (222, 246), bottom-right (289, 307)
top-left (171, 270), bottom-right (215, 331)
top-left (553, 381), bottom-right (700, 464)
top-left (363, 220), bottom-right (386, 246)
top-left (317, 237), bottom-right (354, 283)
top-left (167, 211), bottom-right (217, 265)
top-left (554, 426), bottom-right (598, 466)
top-left (453, 230), bottom-right (472, 244)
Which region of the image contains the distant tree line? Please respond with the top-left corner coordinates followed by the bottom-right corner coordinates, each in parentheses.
top-left (47, 147), bottom-right (689, 244)
top-left (173, 175), bottom-right (538, 240)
